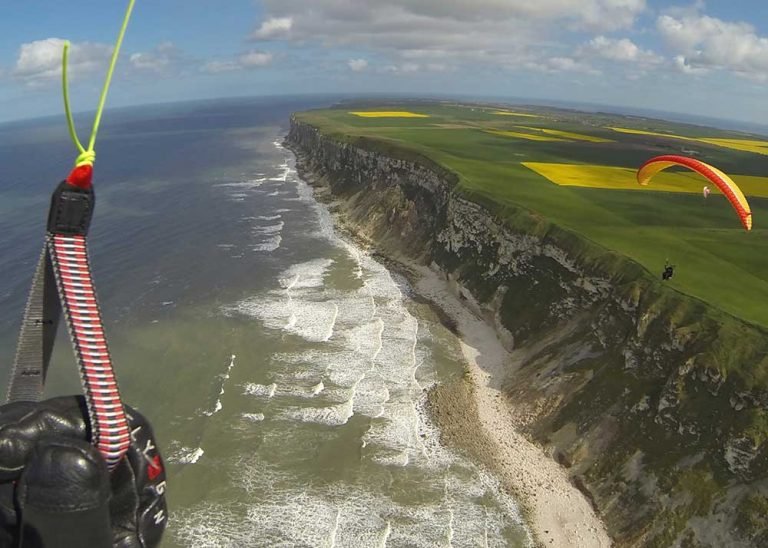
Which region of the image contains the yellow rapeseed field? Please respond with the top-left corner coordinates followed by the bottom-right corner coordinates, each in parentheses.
top-left (492, 111), bottom-right (541, 118)
top-left (517, 126), bottom-right (613, 143)
top-left (697, 138), bottom-right (768, 155)
top-left (609, 127), bottom-right (768, 156)
top-left (349, 111), bottom-right (430, 118)
top-left (608, 127), bottom-right (679, 138)
top-left (522, 162), bottom-right (768, 198)
top-left (485, 129), bottom-right (565, 142)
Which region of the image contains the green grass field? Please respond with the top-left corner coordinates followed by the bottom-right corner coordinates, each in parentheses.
top-left (295, 102), bottom-right (768, 328)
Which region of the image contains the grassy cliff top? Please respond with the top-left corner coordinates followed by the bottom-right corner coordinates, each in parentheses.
top-left (295, 102), bottom-right (768, 329)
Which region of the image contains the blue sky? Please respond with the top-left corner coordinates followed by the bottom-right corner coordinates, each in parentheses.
top-left (1, 1), bottom-right (768, 124)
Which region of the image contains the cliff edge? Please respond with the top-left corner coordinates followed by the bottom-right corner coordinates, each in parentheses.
top-left (287, 116), bottom-right (768, 547)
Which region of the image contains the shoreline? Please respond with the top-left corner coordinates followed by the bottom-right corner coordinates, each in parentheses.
top-left (412, 266), bottom-right (611, 548)
top-left (288, 143), bottom-right (612, 548)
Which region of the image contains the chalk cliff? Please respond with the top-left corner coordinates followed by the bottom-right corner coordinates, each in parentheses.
top-left (288, 117), bottom-right (768, 547)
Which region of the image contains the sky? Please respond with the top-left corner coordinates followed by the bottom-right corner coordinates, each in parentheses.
top-left (1, 1), bottom-right (768, 125)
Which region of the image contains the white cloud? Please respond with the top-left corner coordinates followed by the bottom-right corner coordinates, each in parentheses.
top-left (657, 13), bottom-right (768, 77)
top-left (239, 51), bottom-right (273, 67)
top-left (425, 62), bottom-right (451, 72)
top-left (348, 58), bottom-right (369, 71)
top-left (203, 51), bottom-right (273, 74)
top-left (202, 60), bottom-right (239, 74)
top-left (379, 62), bottom-right (446, 74)
top-left (251, 17), bottom-right (293, 40)
top-left (580, 36), bottom-right (662, 65)
top-left (129, 42), bottom-right (180, 73)
top-left (661, 0), bottom-right (707, 20)
top-left (255, 0), bottom-right (647, 73)
top-left (13, 38), bottom-right (112, 85)
top-left (673, 54), bottom-right (709, 75)
top-left (317, 1), bottom-right (647, 32)
top-left (528, 56), bottom-right (600, 75)
top-left (567, 0), bottom-right (647, 32)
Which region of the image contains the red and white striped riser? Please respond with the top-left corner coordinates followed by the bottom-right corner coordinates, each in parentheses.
top-left (50, 234), bottom-right (131, 469)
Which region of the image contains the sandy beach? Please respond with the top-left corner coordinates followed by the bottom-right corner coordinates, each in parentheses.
top-left (413, 264), bottom-right (611, 548)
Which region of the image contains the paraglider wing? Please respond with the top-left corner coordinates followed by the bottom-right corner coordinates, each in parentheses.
top-left (637, 155), bottom-right (752, 231)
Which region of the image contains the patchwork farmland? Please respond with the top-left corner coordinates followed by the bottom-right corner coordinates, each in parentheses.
top-left (296, 102), bottom-right (768, 326)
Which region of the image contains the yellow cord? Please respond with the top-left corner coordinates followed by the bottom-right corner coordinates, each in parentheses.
top-left (62, 0), bottom-right (136, 168)
top-left (62, 41), bottom-right (85, 156)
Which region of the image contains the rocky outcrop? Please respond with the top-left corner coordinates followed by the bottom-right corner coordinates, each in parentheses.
top-left (288, 117), bottom-right (768, 547)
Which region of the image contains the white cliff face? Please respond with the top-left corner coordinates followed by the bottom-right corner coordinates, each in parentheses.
top-left (288, 118), bottom-right (768, 547)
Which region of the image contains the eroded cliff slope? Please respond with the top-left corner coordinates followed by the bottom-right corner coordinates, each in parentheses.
top-left (288, 117), bottom-right (768, 547)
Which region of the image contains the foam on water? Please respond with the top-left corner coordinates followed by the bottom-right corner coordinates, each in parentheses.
top-left (252, 234), bottom-right (281, 252)
top-left (238, 297), bottom-right (338, 342)
top-left (243, 383), bottom-right (277, 398)
top-left (216, 178), bottom-right (269, 205)
top-left (342, 241), bottom-right (365, 280)
top-left (279, 258), bottom-right (333, 290)
top-left (213, 166), bottom-right (291, 255)
top-left (324, 303), bottom-right (339, 341)
top-left (243, 378), bottom-right (327, 401)
top-left (167, 445), bottom-right (205, 465)
top-left (173, 465), bottom-right (526, 547)
top-left (216, 178), bottom-right (267, 189)
top-left (249, 212), bottom-right (283, 252)
top-left (225, 155), bottom-right (445, 441)
top-left (278, 400), bottom-right (353, 426)
top-left (252, 221), bottom-right (284, 235)
top-left (295, 177), bottom-right (336, 240)
top-left (329, 510), bottom-right (341, 548)
top-left (229, 258), bottom-right (342, 341)
top-left (173, 137), bottom-right (530, 546)
top-left (203, 354), bottom-right (237, 416)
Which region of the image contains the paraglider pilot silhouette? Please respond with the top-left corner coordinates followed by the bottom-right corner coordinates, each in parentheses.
top-left (662, 261), bottom-right (676, 281)
top-left (637, 156), bottom-right (753, 284)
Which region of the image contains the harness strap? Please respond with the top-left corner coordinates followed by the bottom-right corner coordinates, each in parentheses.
top-left (6, 249), bottom-right (60, 402)
top-left (7, 187), bottom-right (131, 470)
top-left (49, 233), bottom-right (131, 469)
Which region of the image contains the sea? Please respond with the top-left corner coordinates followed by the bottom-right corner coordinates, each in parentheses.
top-left (0, 97), bottom-right (529, 547)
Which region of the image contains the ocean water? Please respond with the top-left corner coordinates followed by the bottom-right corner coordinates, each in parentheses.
top-left (0, 98), bottom-right (529, 547)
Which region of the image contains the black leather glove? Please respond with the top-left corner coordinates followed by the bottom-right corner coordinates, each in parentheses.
top-left (0, 396), bottom-right (167, 547)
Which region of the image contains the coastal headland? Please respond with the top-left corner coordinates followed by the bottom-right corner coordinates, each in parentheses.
top-left (286, 102), bottom-right (768, 547)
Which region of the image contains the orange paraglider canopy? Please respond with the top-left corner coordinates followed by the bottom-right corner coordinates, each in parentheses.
top-left (637, 155), bottom-right (752, 231)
